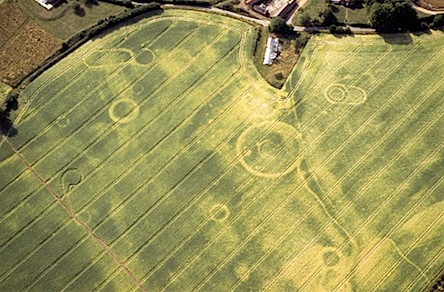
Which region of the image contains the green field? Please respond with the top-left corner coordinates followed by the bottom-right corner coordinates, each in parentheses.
top-left (1, 9), bottom-right (444, 291)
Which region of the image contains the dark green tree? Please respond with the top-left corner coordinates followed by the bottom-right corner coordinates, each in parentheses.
top-left (0, 108), bottom-right (12, 135)
top-left (369, 0), bottom-right (417, 32)
top-left (269, 17), bottom-right (292, 34)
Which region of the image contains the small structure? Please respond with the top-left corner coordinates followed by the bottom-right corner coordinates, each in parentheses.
top-left (263, 37), bottom-right (281, 65)
top-left (34, 0), bottom-right (61, 10)
top-left (247, 0), bottom-right (298, 18)
top-left (331, 0), bottom-right (356, 6)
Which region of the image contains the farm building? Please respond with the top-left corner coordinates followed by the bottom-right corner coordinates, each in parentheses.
top-left (247, 0), bottom-right (298, 18)
top-left (263, 37), bottom-right (281, 65)
top-left (34, 0), bottom-right (60, 10)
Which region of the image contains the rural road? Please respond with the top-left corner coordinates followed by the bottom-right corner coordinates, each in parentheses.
top-left (412, 3), bottom-right (444, 15)
top-left (133, 2), bottom-right (377, 33)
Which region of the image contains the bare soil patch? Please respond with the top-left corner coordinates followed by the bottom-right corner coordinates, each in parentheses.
top-left (0, 2), bottom-right (60, 87)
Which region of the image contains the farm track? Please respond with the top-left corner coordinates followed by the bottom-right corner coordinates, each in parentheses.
top-left (1, 137), bottom-right (148, 292)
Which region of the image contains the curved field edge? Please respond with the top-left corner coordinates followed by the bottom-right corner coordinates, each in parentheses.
top-left (0, 9), bottom-right (443, 292)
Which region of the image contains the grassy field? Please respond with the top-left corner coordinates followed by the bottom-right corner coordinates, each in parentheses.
top-left (0, 82), bottom-right (11, 101)
top-left (18, 0), bottom-right (125, 40)
top-left (1, 9), bottom-right (444, 291)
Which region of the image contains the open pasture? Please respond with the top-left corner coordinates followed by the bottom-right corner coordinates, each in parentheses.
top-left (1, 9), bottom-right (444, 291)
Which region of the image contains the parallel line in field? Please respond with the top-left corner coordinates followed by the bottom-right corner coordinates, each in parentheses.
top-left (152, 111), bottom-right (306, 291)
top-left (197, 44), bottom-right (408, 291)
top-left (9, 18), bottom-right (179, 156)
top-left (13, 25), bottom-right (139, 127)
top-left (52, 47), bottom-right (245, 291)
top-left (159, 42), bottom-right (406, 291)
top-left (286, 46), bottom-right (444, 290)
top-left (0, 19), bottom-right (183, 193)
top-left (22, 223), bottom-right (95, 291)
top-left (286, 41), bottom-right (359, 101)
top-left (45, 63), bottom-right (243, 292)
top-left (228, 44), bottom-right (439, 291)
top-left (370, 201), bottom-right (444, 291)
top-left (266, 99), bottom-right (444, 292)
top-left (60, 39), bottom-right (241, 223)
top-left (328, 140), bottom-right (444, 291)
top-left (323, 97), bottom-right (444, 290)
top-left (0, 29), bottom-right (234, 281)
top-left (267, 64), bottom-right (444, 291)
top-left (97, 84), bottom-right (261, 291)
top-left (404, 241), bottom-right (444, 291)
top-left (14, 17), bottom-right (175, 126)
top-left (300, 108), bottom-right (444, 289)
top-left (0, 22), bottom-right (208, 225)
top-left (1, 137), bottom-right (147, 292)
top-left (0, 24), bottom-right (222, 278)
top-left (327, 141), bottom-right (444, 289)
top-left (0, 28), bottom-right (131, 151)
top-left (62, 81), bottom-right (251, 289)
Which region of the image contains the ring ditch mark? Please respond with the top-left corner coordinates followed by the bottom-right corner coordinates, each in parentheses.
top-left (135, 49), bottom-right (154, 65)
top-left (210, 204), bottom-right (230, 222)
top-left (348, 86), bottom-right (367, 104)
top-left (236, 121), bottom-right (302, 178)
top-left (325, 84), bottom-right (347, 103)
top-left (132, 84), bottom-right (144, 95)
top-left (109, 98), bottom-right (140, 124)
top-left (60, 168), bottom-right (83, 196)
top-left (323, 249), bottom-right (340, 267)
top-left (325, 83), bottom-right (367, 105)
top-left (84, 49), bottom-right (133, 67)
top-left (56, 116), bottom-right (70, 128)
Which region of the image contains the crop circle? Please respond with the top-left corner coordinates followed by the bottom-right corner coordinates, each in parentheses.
top-left (236, 121), bottom-right (301, 178)
top-left (135, 50), bottom-right (154, 65)
top-left (210, 204), bottom-right (230, 221)
top-left (323, 250), bottom-right (340, 266)
top-left (325, 84), bottom-right (347, 103)
top-left (132, 84), bottom-right (144, 94)
top-left (109, 98), bottom-right (140, 124)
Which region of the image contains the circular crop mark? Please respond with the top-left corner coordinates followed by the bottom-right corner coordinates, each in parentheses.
top-left (60, 168), bottom-right (82, 196)
top-left (132, 84), bottom-right (144, 94)
top-left (325, 84), bottom-right (347, 103)
top-left (210, 204), bottom-right (230, 222)
top-left (109, 98), bottom-right (139, 124)
top-left (236, 122), bottom-right (301, 178)
top-left (135, 49), bottom-right (154, 65)
top-left (323, 250), bottom-right (340, 266)
top-left (56, 116), bottom-right (70, 128)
